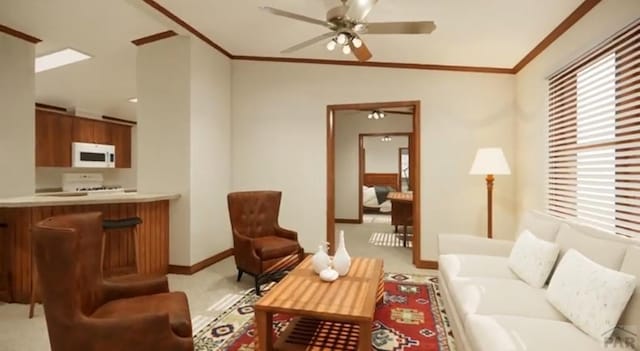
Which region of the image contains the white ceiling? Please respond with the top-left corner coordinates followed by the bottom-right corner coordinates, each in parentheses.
top-left (0, 0), bottom-right (585, 120)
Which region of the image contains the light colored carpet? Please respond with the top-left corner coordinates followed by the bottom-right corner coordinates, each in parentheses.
top-left (369, 232), bottom-right (413, 247)
top-left (363, 213), bottom-right (392, 224)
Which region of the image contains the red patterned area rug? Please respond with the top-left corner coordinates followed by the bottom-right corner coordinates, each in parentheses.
top-left (193, 273), bottom-right (456, 351)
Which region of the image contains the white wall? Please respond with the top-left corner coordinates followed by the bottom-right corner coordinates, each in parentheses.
top-left (515, 0), bottom-right (640, 221)
top-left (232, 61), bottom-right (516, 260)
top-left (137, 35), bottom-right (232, 266)
top-left (364, 135), bottom-right (409, 173)
top-left (137, 36), bottom-right (192, 265)
top-left (0, 33), bottom-right (35, 197)
top-left (335, 111), bottom-right (412, 219)
top-left (189, 38), bottom-right (232, 264)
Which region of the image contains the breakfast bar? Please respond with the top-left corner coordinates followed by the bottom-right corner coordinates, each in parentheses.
top-left (0, 192), bottom-right (179, 303)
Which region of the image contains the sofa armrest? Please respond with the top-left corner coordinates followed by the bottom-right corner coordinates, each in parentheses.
top-left (438, 234), bottom-right (514, 257)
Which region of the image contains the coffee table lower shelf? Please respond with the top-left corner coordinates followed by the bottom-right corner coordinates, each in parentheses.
top-left (273, 317), bottom-right (363, 351)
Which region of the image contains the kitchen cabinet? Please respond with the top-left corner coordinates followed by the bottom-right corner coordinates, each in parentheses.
top-left (35, 109), bottom-right (133, 168)
top-left (72, 117), bottom-right (111, 145)
top-left (35, 110), bottom-right (73, 167)
top-left (110, 123), bottom-right (132, 168)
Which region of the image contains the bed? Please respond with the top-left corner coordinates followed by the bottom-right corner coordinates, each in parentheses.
top-left (362, 173), bottom-right (399, 213)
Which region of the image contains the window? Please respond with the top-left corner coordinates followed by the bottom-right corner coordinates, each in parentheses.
top-left (548, 20), bottom-right (640, 238)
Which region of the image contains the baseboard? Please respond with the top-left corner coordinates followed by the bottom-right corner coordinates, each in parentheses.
top-left (415, 260), bottom-right (439, 270)
top-left (168, 248), bottom-right (234, 275)
top-left (335, 218), bottom-right (360, 224)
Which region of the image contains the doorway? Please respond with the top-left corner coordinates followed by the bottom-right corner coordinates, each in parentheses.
top-left (326, 100), bottom-right (421, 266)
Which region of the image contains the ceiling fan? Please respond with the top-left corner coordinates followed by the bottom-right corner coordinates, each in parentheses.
top-left (260, 0), bottom-right (436, 62)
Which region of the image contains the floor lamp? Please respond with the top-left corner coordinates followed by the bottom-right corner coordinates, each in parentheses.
top-left (469, 148), bottom-right (511, 238)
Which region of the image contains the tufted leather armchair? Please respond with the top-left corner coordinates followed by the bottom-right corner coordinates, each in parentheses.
top-left (227, 191), bottom-right (304, 294)
top-left (32, 212), bottom-right (193, 351)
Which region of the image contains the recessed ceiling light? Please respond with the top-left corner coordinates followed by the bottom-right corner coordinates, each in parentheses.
top-left (35, 48), bottom-right (91, 73)
top-left (128, 97), bottom-right (138, 103)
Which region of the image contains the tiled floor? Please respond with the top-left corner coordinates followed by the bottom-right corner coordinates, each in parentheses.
top-left (0, 221), bottom-right (433, 351)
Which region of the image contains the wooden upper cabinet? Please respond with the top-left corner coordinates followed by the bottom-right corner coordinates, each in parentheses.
top-left (35, 108), bottom-right (133, 168)
top-left (72, 118), bottom-right (111, 144)
top-left (110, 124), bottom-right (132, 168)
top-left (35, 110), bottom-right (73, 167)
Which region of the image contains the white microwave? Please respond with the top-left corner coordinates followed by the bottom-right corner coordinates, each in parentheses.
top-left (72, 142), bottom-right (116, 168)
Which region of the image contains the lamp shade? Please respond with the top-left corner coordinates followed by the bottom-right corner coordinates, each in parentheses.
top-left (469, 148), bottom-right (511, 175)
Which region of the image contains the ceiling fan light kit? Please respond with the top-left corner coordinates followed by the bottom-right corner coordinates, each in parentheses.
top-left (368, 110), bottom-right (385, 119)
top-left (260, 0), bottom-right (436, 62)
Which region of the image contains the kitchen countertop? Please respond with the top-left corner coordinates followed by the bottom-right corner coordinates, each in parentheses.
top-left (0, 192), bottom-right (181, 207)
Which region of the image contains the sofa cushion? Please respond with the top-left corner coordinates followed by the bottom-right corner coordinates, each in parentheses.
top-left (449, 278), bottom-right (566, 323)
top-left (619, 245), bottom-right (640, 346)
top-left (440, 254), bottom-right (518, 283)
top-left (466, 314), bottom-right (635, 351)
top-left (508, 230), bottom-right (560, 288)
top-left (518, 210), bottom-right (562, 242)
top-left (555, 223), bottom-right (628, 270)
top-left (546, 249), bottom-right (637, 342)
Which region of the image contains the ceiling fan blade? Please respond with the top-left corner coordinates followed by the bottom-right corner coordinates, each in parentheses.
top-left (349, 36), bottom-right (372, 62)
top-left (260, 6), bottom-right (330, 28)
top-left (282, 32), bottom-right (335, 53)
top-left (365, 21), bottom-right (436, 34)
top-left (345, 0), bottom-right (378, 21)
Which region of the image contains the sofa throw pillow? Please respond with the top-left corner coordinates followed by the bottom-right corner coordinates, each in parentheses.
top-left (508, 230), bottom-right (560, 288)
top-left (546, 249), bottom-right (637, 342)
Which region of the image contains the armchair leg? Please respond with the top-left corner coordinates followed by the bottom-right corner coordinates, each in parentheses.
top-left (236, 269), bottom-right (243, 282)
top-left (254, 276), bottom-right (261, 296)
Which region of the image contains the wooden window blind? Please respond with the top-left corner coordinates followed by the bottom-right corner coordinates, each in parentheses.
top-left (548, 19), bottom-right (640, 238)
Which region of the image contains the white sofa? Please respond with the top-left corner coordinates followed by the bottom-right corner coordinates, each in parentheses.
top-left (438, 211), bottom-right (640, 351)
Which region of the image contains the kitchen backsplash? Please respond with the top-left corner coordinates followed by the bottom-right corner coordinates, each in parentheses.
top-left (36, 168), bottom-right (136, 191)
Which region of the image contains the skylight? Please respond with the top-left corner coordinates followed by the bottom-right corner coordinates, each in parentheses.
top-left (35, 48), bottom-right (91, 73)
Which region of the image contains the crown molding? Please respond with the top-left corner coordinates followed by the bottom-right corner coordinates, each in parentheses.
top-left (142, 0), bottom-right (602, 75)
top-left (232, 55), bottom-right (514, 74)
top-left (0, 24), bottom-right (41, 44)
top-left (131, 30), bottom-right (177, 46)
top-left (142, 0), bottom-right (232, 58)
top-left (512, 0), bottom-right (602, 73)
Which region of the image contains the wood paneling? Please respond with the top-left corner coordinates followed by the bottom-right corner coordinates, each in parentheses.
top-left (35, 110), bottom-right (73, 167)
top-left (2, 201), bottom-right (170, 303)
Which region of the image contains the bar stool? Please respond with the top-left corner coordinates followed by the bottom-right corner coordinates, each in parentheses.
top-left (0, 222), bottom-right (12, 303)
top-left (101, 217), bottom-right (143, 277)
top-left (29, 216), bottom-right (142, 318)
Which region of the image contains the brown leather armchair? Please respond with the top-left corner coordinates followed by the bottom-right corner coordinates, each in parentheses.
top-left (227, 191), bottom-right (304, 294)
top-left (32, 212), bottom-right (193, 351)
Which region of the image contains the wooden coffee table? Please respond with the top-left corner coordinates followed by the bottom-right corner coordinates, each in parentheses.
top-left (254, 256), bottom-right (384, 351)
